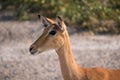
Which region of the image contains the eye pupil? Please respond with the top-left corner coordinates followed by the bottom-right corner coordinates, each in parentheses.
top-left (49, 30), bottom-right (56, 35)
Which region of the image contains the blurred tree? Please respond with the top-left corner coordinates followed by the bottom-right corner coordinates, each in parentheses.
top-left (0, 0), bottom-right (120, 33)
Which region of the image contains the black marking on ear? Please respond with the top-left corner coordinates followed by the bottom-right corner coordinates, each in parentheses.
top-left (38, 14), bottom-right (41, 19)
top-left (44, 23), bottom-right (48, 27)
top-left (56, 16), bottom-right (64, 31)
top-left (57, 16), bottom-right (62, 21)
top-left (54, 24), bottom-right (64, 32)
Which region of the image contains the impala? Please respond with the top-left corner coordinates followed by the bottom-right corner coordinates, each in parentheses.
top-left (29, 15), bottom-right (120, 80)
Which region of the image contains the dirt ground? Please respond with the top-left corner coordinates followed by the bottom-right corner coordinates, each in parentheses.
top-left (0, 21), bottom-right (120, 80)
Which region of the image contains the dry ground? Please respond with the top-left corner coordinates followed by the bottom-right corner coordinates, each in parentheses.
top-left (0, 21), bottom-right (120, 80)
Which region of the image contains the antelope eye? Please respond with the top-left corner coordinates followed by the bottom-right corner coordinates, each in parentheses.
top-left (49, 30), bottom-right (56, 35)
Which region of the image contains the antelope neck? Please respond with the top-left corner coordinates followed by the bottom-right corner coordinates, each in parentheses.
top-left (56, 31), bottom-right (83, 80)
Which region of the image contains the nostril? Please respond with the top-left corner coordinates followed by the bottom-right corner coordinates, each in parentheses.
top-left (29, 47), bottom-right (33, 52)
top-left (29, 46), bottom-right (37, 54)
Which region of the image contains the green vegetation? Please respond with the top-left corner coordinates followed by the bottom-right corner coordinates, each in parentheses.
top-left (0, 0), bottom-right (120, 34)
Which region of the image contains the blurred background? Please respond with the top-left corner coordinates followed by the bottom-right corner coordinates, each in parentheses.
top-left (0, 0), bottom-right (120, 80)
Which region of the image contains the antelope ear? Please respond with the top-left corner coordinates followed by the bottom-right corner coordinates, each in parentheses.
top-left (40, 16), bottom-right (50, 27)
top-left (56, 16), bottom-right (64, 31)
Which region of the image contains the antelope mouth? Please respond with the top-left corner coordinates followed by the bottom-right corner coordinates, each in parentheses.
top-left (29, 46), bottom-right (45, 55)
top-left (30, 49), bottom-right (38, 55)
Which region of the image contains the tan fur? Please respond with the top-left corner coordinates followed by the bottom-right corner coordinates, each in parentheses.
top-left (30, 16), bottom-right (120, 80)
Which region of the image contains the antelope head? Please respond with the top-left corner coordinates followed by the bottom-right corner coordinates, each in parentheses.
top-left (29, 16), bottom-right (66, 55)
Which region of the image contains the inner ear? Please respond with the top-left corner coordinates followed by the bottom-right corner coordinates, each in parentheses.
top-left (56, 16), bottom-right (64, 31)
top-left (56, 16), bottom-right (62, 27)
top-left (41, 16), bottom-right (50, 27)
